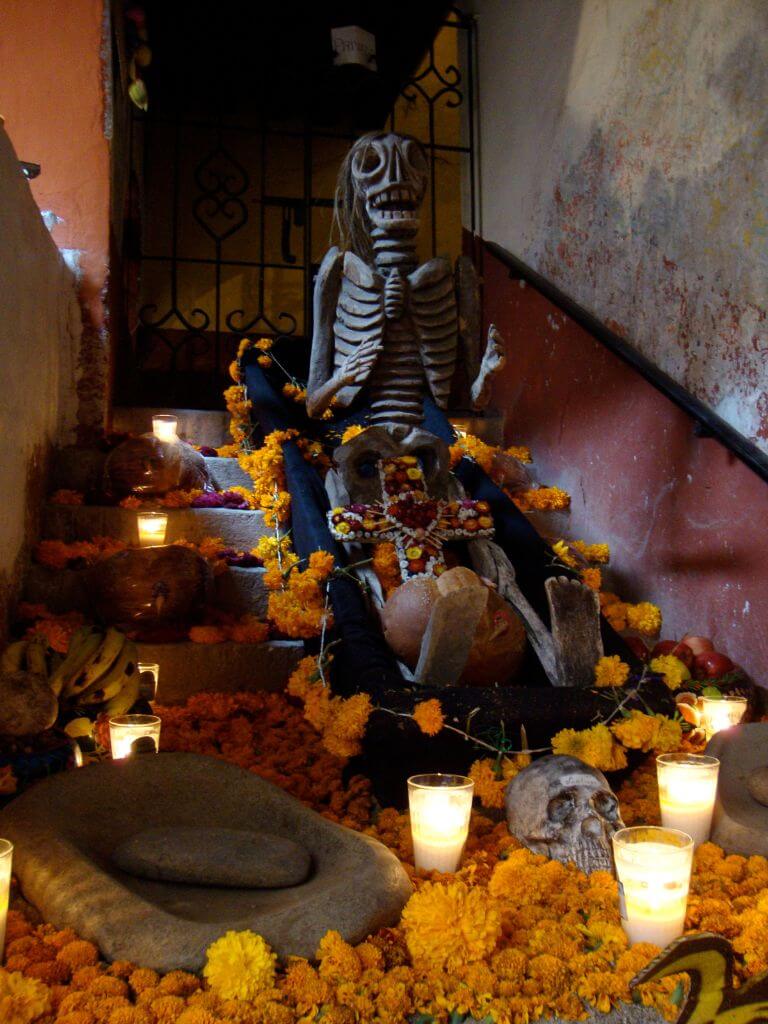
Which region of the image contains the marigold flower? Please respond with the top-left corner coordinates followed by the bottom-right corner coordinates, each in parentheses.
top-left (626, 602), bottom-right (662, 637)
top-left (402, 880), bottom-right (502, 971)
top-left (648, 654), bottom-right (691, 691)
top-left (551, 723), bottom-right (627, 772)
top-left (612, 710), bottom-right (682, 753)
top-left (317, 931), bottom-right (362, 983)
top-left (412, 699), bottom-right (444, 736)
top-left (581, 566), bottom-right (602, 590)
top-left (593, 655), bottom-right (630, 688)
top-left (254, 337), bottom-right (273, 352)
top-left (56, 941), bottom-right (99, 970)
top-left (203, 931), bottom-right (276, 1001)
top-left (0, 968), bottom-right (50, 1024)
top-left (340, 424), bottom-right (366, 444)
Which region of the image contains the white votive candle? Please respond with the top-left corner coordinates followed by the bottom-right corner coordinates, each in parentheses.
top-left (0, 839), bottom-right (12, 954)
top-left (152, 415), bottom-right (178, 443)
top-left (408, 773), bottom-right (474, 873)
top-left (701, 695), bottom-right (747, 741)
top-left (137, 512), bottom-right (168, 547)
top-left (109, 714), bottom-right (161, 759)
top-left (656, 753), bottom-right (719, 846)
top-left (138, 662), bottom-right (160, 703)
top-left (613, 826), bottom-right (693, 947)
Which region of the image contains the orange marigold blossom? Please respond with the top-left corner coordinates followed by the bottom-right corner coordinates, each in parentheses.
top-left (412, 699), bottom-right (444, 736)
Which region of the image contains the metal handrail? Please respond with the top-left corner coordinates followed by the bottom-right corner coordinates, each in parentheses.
top-left (484, 239), bottom-right (768, 484)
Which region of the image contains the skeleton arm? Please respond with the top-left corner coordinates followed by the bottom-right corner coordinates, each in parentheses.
top-left (455, 255), bottom-right (507, 411)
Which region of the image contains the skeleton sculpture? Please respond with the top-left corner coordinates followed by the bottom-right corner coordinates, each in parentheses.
top-left (307, 131), bottom-right (505, 433)
top-left (504, 755), bottom-right (625, 875)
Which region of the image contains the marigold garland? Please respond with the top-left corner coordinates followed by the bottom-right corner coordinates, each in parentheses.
top-left (265, 549), bottom-right (335, 639)
top-left (551, 723), bottom-right (628, 772)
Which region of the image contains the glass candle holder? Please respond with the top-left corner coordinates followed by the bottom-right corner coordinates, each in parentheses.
top-left (0, 839), bottom-right (12, 954)
top-left (109, 714), bottom-right (161, 759)
top-left (137, 512), bottom-right (168, 547)
top-left (138, 662), bottom-right (160, 703)
top-left (701, 695), bottom-right (747, 741)
top-left (613, 826), bottom-right (694, 947)
top-left (408, 773), bottom-right (474, 873)
top-left (152, 415), bottom-right (178, 443)
top-left (657, 753), bottom-right (720, 846)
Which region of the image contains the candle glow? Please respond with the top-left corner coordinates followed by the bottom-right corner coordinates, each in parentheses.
top-left (656, 753), bottom-right (720, 846)
top-left (700, 695), bottom-right (747, 741)
top-left (109, 714), bottom-right (161, 760)
top-left (137, 512), bottom-right (168, 547)
top-left (613, 826), bottom-right (694, 947)
top-left (0, 839), bottom-right (12, 955)
top-left (152, 415), bottom-right (179, 443)
top-left (408, 773), bottom-right (474, 873)
top-left (138, 662), bottom-right (160, 703)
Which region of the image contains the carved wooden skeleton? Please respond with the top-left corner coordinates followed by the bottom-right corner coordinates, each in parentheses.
top-left (307, 132), bottom-right (505, 432)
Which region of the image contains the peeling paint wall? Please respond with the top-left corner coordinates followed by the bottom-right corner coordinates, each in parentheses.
top-left (0, 129), bottom-right (80, 638)
top-left (475, 0), bottom-right (768, 450)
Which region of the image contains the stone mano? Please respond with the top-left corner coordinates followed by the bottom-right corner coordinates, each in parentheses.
top-left (0, 753), bottom-right (412, 971)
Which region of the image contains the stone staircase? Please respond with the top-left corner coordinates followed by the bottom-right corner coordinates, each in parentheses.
top-left (23, 410), bottom-right (304, 704)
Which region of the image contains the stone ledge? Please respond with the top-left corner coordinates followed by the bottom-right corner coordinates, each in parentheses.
top-left (51, 449), bottom-right (250, 494)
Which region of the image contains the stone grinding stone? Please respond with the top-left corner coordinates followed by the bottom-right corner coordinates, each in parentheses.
top-left (747, 765), bottom-right (768, 807)
top-left (709, 723), bottom-right (768, 856)
top-left (0, 752), bottom-right (412, 971)
top-left (112, 826), bottom-right (311, 888)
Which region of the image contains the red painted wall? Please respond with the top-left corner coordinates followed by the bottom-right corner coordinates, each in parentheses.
top-left (0, 0), bottom-right (111, 439)
top-left (482, 245), bottom-right (768, 687)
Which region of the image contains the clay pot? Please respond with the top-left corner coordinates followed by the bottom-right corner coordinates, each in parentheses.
top-left (104, 435), bottom-right (211, 497)
top-left (0, 672), bottom-right (58, 735)
top-left (379, 565), bottom-right (526, 686)
top-left (87, 546), bottom-right (212, 635)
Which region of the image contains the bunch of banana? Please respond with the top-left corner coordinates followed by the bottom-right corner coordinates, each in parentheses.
top-left (52, 626), bottom-right (140, 716)
top-left (1, 635), bottom-right (51, 677)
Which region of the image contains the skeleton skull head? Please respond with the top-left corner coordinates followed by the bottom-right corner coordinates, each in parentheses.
top-left (347, 132), bottom-right (428, 233)
top-left (504, 754), bottom-right (624, 875)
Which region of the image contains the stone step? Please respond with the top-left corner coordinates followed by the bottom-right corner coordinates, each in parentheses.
top-left (112, 407), bottom-right (229, 449)
top-left (51, 448), bottom-right (250, 495)
top-left (40, 505), bottom-right (271, 549)
top-left (140, 640), bottom-right (304, 704)
top-left (23, 564), bottom-right (269, 618)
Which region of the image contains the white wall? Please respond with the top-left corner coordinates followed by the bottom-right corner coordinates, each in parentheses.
top-left (474, 0), bottom-right (768, 452)
top-left (0, 127), bottom-right (80, 633)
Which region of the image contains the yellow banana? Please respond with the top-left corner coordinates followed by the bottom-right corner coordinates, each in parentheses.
top-left (79, 641), bottom-right (139, 705)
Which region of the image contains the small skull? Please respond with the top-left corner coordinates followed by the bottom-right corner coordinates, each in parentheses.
top-left (348, 133), bottom-right (428, 233)
top-left (504, 755), bottom-right (624, 875)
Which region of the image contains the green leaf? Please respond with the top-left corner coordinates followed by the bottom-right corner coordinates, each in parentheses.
top-left (670, 980), bottom-right (686, 1006)
top-left (701, 686), bottom-right (723, 698)
top-left (409, 1015), bottom-right (437, 1024)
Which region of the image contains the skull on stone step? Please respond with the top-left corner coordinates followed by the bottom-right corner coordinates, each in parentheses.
top-left (504, 755), bottom-right (624, 875)
top-left (345, 132), bottom-right (428, 234)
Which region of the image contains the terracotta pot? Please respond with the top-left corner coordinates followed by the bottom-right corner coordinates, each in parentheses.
top-left (104, 435), bottom-right (211, 497)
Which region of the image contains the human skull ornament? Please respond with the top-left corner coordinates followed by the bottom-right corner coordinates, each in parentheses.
top-left (504, 755), bottom-right (624, 875)
top-left (348, 133), bottom-right (428, 233)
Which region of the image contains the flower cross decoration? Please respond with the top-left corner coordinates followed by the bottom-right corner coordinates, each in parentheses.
top-left (328, 454), bottom-right (495, 580)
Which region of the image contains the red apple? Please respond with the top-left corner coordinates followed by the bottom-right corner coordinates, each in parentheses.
top-left (693, 651), bottom-right (735, 680)
top-left (624, 636), bottom-right (649, 662)
top-left (682, 634), bottom-right (715, 657)
top-left (651, 639), bottom-right (694, 668)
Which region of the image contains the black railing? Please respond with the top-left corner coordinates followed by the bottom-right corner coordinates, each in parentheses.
top-left (484, 239), bottom-right (768, 485)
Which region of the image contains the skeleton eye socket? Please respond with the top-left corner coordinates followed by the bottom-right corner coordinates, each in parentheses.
top-left (355, 144), bottom-right (384, 176)
top-left (547, 790), bottom-right (576, 822)
top-left (593, 791), bottom-right (619, 820)
top-left (401, 138), bottom-right (427, 177)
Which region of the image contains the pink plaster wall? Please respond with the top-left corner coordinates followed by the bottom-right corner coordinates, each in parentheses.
top-left (0, 0), bottom-right (111, 439)
top-left (482, 246), bottom-right (768, 687)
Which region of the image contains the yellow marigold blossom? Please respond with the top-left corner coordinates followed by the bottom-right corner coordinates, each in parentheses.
top-left (412, 699), bottom-right (444, 736)
top-left (514, 486), bottom-right (571, 512)
top-left (372, 541), bottom-right (401, 597)
top-left (322, 693), bottom-right (372, 759)
top-left (203, 930), bottom-right (276, 1001)
top-left (626, 601), bottom-right (662, 637)
top-left (469, 755), bottom-right (530, 809)
top-left (581, 567), bottom-right (602, 590)
top-left (0, 970), bottom-right (50, 1024)
top-left (257, 354), bottom-right (272, 368)
top-left (254, 337), bottom-right (273, 351)
top-left (551, 723), bottom-right (627, 772)
top-left (450, 433), bottom-right (497, 473)
top-left (308, 550), bottom-right (335, 578)
top-left (573, 541), bottom-right (610, 564)
top-left (612, 711), bottom-right (682, 754)
top-left (316, 931), bottom-right (362, 983)
top-left (505, 443), bottom-right (532, 464)
top-left (648, 654), bottom-right (691, 691)
top-left (216, 443), bottom-right (240, 458)
top-left (402, 880), bottom-right (502, 971)
top-left (340, 424), bottom-right (366, 444)
top-left (551, 540), bottom-right (578, 568)
top-left (593, 655), bottom-right (630, 689)
top-left (228, 359), bottom-right (242, 383)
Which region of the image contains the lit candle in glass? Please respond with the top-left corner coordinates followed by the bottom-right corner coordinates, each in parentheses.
top-left (152, 415), bottom-right (178, 443)
top-left (701, 695), bottom-right (747, 741)
top-left (408, 773), bottom-right (474, 873)
top-left (109, 714), bottom-right (161, 759)
top-left (0, 839), bottom-right (12, 954)
top-left (613, 826), bottom-right (694, 947)
top-left (138, 662), bottom-right (160, 704)
top-left (137, 512), bottom-right (168, 547)
top-left (656, 753), bottom-right (720, 846)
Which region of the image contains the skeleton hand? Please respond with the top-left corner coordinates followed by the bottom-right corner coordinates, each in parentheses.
top-left (471, 324), bottom-right (507, 409)
top-left (339, 338), bottom-right (381, 386)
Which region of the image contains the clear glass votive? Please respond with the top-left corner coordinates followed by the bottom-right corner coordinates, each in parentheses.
top-left (137, 511), bottom-right (168, 547)
top-left (656, 753), bottom-right (720, 846)
top-left (700, 695), bottom-right (747, 741)
top-left (613, 826), bottom-right (694, 947)
top-left (408, 773), bottom-right (474, 873)
top-left (138, 662), bottom-right (160, 703)
top-left (152, 415), bottom-right (178, 443)
top-left (109, 714), bottom-right (161, 760)
top-left (0, 839), bottom-right (12, 954)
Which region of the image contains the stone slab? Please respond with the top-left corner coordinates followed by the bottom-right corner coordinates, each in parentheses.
top-left (113, 826), bottom-right (311, 888)
top-left (0, 753), bottom-right (413, 970)
top-left (51, 449), bottom-right (251, 495)
top-left (112, 407), bottom-right (229, 448)
top-left (24, 564), bottom-right (268, 618)
top-left (207, 457), bottom-right (253, 491)
top-left (41, 505), bottom-right (271, 549)
top-left (709, 723), bottom-right (768, 856)
top-left (138, 640), bottom-right (303, 704)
